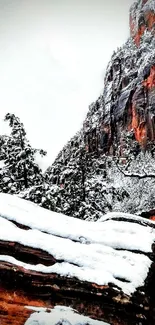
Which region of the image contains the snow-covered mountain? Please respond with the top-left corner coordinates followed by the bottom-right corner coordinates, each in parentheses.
top-left (21, 0), bottom-right (155, 219)
top-left (1, 1), bottom-right (155, 325)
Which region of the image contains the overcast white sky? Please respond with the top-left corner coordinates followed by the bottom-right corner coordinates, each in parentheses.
top-left (0, 0), bottom-right (134, 168)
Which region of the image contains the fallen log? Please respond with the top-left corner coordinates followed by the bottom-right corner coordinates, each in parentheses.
top-left (0, 194), bottom-right (155, 325)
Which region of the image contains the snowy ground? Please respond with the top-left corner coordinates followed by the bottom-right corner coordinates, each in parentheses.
top-left (0, 193), bottom-right (154, 296)
top-left (24, 306), bottom-right (109, 325)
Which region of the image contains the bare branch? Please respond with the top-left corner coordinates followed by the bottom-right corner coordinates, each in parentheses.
top-left (115, 159), bottom-right (155, 179)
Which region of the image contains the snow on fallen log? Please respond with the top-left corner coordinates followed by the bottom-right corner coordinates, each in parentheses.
top-left (0, 193), bottom-right (155, 324)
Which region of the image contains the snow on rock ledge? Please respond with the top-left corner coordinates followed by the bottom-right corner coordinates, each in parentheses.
top-left (0, 193), bottom-right (154, 295)
top-left (24, 306), bottom-right (109, 325)
top-left (0, 194), bottom-right (155, 324)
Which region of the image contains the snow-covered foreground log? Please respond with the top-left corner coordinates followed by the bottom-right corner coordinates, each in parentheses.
top-left (0, 194), bottom-right (155, 325)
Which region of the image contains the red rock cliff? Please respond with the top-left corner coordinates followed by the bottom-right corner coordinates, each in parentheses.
top-left (130, 0), bottom-right (155, 46)
top-left (83, 0), bottom-right (155, 154)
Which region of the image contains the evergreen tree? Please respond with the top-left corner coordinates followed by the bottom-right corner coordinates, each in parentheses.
top-left (0, 113), bottom-right (46, 193)
top-left (0, 135), bottom-right (12, 192)
top-left (19, 182), bottom-right (63, 212)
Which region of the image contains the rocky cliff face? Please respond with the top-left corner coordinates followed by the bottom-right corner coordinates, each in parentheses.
top-left (21, 0), bottom-right (155, 219)
top-left (130, 0), bottom-right (155, 46)
top-left (84, 0), bottom-right (155, 153)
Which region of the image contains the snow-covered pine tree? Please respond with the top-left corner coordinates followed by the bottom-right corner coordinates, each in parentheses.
top-left (0, 113), bottom-right (46, 193)
top-left (20, 136), bottom-right (90, 218)
top-left (0, 135), bottom-right (12, 192)
top-left (45, 139), bottom-right (88, 218)
top-left (19, 182), bottom-right (63, 212)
